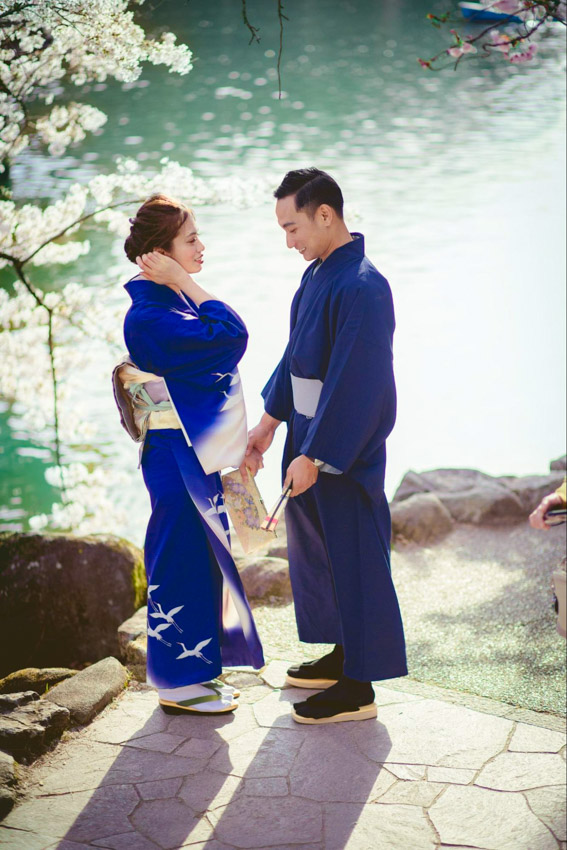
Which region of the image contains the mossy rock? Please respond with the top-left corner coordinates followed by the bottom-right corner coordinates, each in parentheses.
top-left (0, 533), bottom-right (146, 677)
top-left (0, 667), bottom-right (77, 695)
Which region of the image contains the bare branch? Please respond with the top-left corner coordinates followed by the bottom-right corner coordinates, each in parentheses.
top-left (241, 0), bottom-right (260, 44)
top-left (276, 0), bottom-right (288, 99)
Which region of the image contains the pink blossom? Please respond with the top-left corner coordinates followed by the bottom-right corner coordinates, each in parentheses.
top-left (490, 29), bottom-right (512, 53)
top-left (448, 42), bottom-right (478, 58)
top-left (493, 0), bottom-right (522, 12)
top-left (508, 42), bottom-right (538, 62)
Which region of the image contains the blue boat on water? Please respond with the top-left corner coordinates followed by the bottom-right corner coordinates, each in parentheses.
top-left (459, 2), bottom-right (523, 23)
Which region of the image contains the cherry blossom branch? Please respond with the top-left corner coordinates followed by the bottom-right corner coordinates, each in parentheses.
top-left (419, 1), bottom-right (565, 70)
top-left (0, 254), bottom-right (44, 307)
top-left (47, 309), bottom-right (65, 481)
top-left (7, 259), bottom-right (66, 485)
top-left (22, 198), bottom-right (146, 265)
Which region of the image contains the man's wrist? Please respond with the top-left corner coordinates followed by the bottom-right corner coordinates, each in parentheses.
top-left (306, 456), bottom-right (324, 468)
top-left (261, 412), bottom-right (281, 433)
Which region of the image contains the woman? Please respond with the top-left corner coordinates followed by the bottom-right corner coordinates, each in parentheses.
top-left (119, 194), bottom-right (264, 714)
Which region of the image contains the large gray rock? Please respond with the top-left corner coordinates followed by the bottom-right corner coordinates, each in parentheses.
top-left (390, 493), bottom-right (454, 544)
top-left (497, 473), bottom-right (567, 514)
top-left (0, 691), bottom-right (69, 759)
top-left (117, 605), bottom-right (147, 657)
top-left (123, 635), bottom-right (147, 682)
top-left (0, 667), bottom-right (77, 695)
top-left (117, 606), bottom-right (148, 682)
top-left (239, 557), bottom-right (292, 601)
top-left (550, 454), bottom-right (566, 471)
top-left (0, 532), bottom-right (146, 677)
top-left (44, 656), bottom-right (128, 726)
top-left (0, 750), bottom-right (16, 818)
top-left (441, 486), bottom-right (525, 524)
top-left (392, 468), bottom-right (565, 525)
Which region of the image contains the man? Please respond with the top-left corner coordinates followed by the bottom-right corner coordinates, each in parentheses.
top-left (245, 168), bottom-right (407, 724)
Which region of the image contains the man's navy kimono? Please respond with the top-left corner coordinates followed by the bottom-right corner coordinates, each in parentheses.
top-left (262, 234), bottom-right (407, 682)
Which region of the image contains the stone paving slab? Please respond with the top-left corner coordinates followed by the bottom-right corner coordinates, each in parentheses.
top-left (429, 784), bottom-right (559, 850)
top-left (0, 670), bottom-right (565, 850)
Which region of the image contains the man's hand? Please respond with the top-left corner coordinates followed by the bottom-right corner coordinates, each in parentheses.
top-left (284, 455), bottom-right (319, 497)
top-left (245, 414), bottom-right (281, 457)
top-left (529, 492), bottom-right (565, 530)
top-left (136, 252), bottom-right (189, 290)
top-left (239, 448), bottom-right (264, 483)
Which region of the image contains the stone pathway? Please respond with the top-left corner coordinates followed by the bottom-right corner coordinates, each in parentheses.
top-left (0, 662), bottom-right (565, 850)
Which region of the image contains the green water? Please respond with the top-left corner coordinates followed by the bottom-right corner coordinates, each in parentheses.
top-left (1, 0), bottom-right (566, 542)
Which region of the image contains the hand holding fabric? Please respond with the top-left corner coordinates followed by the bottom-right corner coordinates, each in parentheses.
top-left (239, 448), bottom-right (264, 483)
top-left (245, 414), bottom-right (281, 457)
top-left (284, 454), bottom-right (319, 497)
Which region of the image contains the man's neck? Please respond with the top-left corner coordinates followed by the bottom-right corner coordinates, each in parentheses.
top-left (319, 226), bottom-right (354, 263)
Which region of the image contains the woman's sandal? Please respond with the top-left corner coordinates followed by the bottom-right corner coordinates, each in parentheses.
top-left (158, 681), bottom-right (239, 714)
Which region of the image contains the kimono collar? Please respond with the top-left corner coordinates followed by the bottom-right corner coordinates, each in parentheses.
top-left (124, 277), bottom-right (192, 309)
top-left (316, 232), bottom-right (364, 273)
top-left (322, 233), bottom-right (364, 266)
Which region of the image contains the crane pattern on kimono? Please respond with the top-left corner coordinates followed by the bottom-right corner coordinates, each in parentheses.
top-left (212, 371), bottom-right (239, 386)
top-left (149, 602), bottom-right (184, 633)
top-left (205, 492), bottom-right (227, 518)
top-left (212, 370), bottom-right (244, 414)
top-left (200, 491), bottom-right (231, 549)
top-left (146, 584), bottom-right (213, 665)
top-left (176, 638), bottom-right (213, 663)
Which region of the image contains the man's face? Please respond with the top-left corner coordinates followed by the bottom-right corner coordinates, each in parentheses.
top-left (275, 195), bottom-right (327, 262)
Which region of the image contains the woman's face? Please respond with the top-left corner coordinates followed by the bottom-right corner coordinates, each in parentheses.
top-left (162, 215), bottom-right (205, 273)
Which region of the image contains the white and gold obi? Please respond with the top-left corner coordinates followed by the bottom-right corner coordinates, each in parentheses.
top-left (117, 363), bottom-right (182, 433)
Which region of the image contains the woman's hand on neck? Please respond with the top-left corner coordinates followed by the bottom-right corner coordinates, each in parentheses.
top-left (135, 252), bottom-right (215, 306)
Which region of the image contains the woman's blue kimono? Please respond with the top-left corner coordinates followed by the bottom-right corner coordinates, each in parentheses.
top-left (262, 235), bottom-right (407, 682)
top-left (123, 279), bottom-right (264, 689)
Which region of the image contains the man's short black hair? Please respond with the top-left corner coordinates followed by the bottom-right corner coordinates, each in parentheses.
top-left (274, 168), bottom-right (344, 219)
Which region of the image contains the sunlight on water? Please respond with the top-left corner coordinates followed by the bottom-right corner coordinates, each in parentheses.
top-left (2, 0), bottom-right (565, 544)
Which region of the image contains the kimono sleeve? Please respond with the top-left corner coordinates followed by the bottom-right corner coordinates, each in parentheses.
top-left (261, 343), bottom-right (293, 422)
top-left (126, 299), bottom-right (248, 376)
top-left (299, 282), bottom-right (396, 472)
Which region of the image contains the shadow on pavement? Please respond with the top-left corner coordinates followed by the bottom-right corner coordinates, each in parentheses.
top-left (50, 683), bottom-right (392, 849)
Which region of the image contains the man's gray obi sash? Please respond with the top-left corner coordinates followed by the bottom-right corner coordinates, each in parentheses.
top-left (290, 374), bottom-right (341, 475)
top-left (291, 375), bottom-right (323, 418)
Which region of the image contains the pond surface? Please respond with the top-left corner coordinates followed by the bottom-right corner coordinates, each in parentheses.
top-left (1, 0), bottom-right (565, 545)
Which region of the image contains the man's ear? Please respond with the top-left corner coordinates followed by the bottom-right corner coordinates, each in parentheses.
top-left (317, 204), bottom-right (334, 227)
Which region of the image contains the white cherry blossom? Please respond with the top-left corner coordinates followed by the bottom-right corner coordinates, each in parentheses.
top-left (0, 0), bottom-right (192, 168)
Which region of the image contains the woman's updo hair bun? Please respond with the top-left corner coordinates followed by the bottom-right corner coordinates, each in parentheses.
top-left (124, 194), bottom-right (192, 264)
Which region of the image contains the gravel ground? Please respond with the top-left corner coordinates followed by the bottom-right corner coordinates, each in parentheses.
top-left (252, 522), bottom-right (566, 715)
